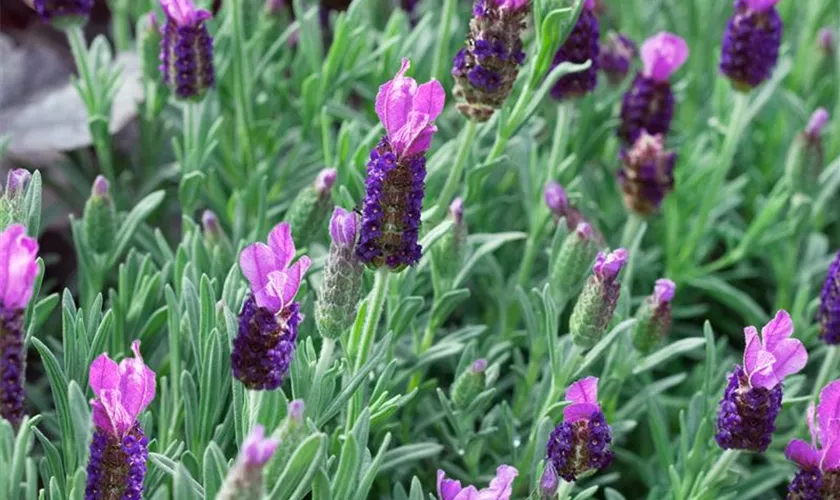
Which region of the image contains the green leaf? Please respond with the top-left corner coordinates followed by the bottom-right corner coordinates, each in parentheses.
top-left (453, 232), bottom-right (527, 288)
top-left (107, 190), bottom-right (165, 268)
top-left (31, 338), bottom-right (75, 472)
top-left (633, 338), bottom-right (707, 375)
top-left (268, 433), bottom-right (327, 500)
top-left (688, 276), bottom-right (767, 326)
top-left (379, 443), bottom-right (443, 474)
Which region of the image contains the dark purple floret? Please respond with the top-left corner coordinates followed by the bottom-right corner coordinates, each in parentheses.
top-left (546, 411), bottom-right (614, 482)
top-left (818, 251), bottom-right (840, 345)
top-left (85, 423), bottom-right (148, 500)
top-left (618, 74), bottom-right (674, 144)
top-left (160, 16), bottom-right (215, 100)
top-left (550, 9), bottom-right (600, 100)
top-left (32, 0), bottom-right (94, 23)
top-left (618, 132), bottom-right (677, 215)
top-left (787, 469), bottom-right (823, 500)
top-left (232, 295), bottom-right (301, 391)
top-left (0, 307), bottom-right (24, 427)
top-left (715, 366), bottom-right (783, 452)
top-left (355, 137), bottom-right (425, 270)
top-left (720, 0), bottom-right (783, 90)
top-left (600, 33), bottom-right (637, 85)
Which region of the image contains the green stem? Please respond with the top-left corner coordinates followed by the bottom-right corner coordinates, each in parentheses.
top-left (431, 0), bottom-right (457, 83)
top-left (424, 120), bottom-right (479, 222)
top-left (556, 479), bottom-right (574, 500)
top-left (229, 0), bottom-right (256, 173)
top-left (692, 449), bottom-right (739, 497)
top-left (314, 337), bottom-right (336, 381)
top-left (548, 102), bottom-right (573, 181)
top-left (620, 212), bottom-right (644, 249)
top-left (517, 217), bottom-right (547, 288)
top-left (112, 0), bottom-right (132, 51)
top-left (679, 93), bottom-right (750, 267)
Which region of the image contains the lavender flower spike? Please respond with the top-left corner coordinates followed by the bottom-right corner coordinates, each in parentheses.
top-left (550, 0), bottom-right (600, 100)
top-left (618, 131), bottom-right (677, 215)
top-left (356, 59), bottom-right (445, 270)
top-left (818, 251), bottom-right (840, 345)
top-left (85, 341), bottom-right (156, 500)
top-left (437, 465), bottom-right (518, 500)
top-left (25, 0), bottom-right (94, 25)
top-left (160, 0), bottom-right (215, 100)
top-left (233, 223), bottom-right (311, 390)
top-left (619, 32), bottom-right (688, 144)
top-left (785, 379), bottom-right (840, 499)
top-left (600, 32), bottom-right (637, 85)
top-left (217, 425), bottom-right (280, 500)
top-left (0, 224), bottom-right (39, 427)
top-left (569, 249), bottom-right (628, 349)
top-left (715, 310), bottom-right (808, 452)
top-left (451, 0), bottom-right (530, 121)
top-left (546, 377), bottom-right (615, 481)
top-left (720, 0), bottom-right (783, 91)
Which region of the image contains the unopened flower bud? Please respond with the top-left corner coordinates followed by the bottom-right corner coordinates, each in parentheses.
top-left (632, 279), bottom-right (676, 354)
top-left (450, 359), bottom-right (488, 411)
top-left (806, 108), bottom-right (829, 141)
top-left (316, 208), bottom-right (364, 340)
top-left (569, 249), bottom-right (628, 349)
top-left (539, 462), bottom-right (559, 499)
top-left (83, 175), bottom-right (116, 255)
top-left (544, 181), bottom-right (569, 219)
top-left (265, 0), bottom-right (288, 15)
top-left (600, 33), bottom-right (637, 85)
top-left (788, 108), bottom-right (830, 192)
top-left (217, 425), bottom-right (279, 500)
top-left (550, 223), bottom-right (598, 299)
top-left (138, 13), bottom-right (163, 83)
top-left (5, 169), bottom-right (31, 201)
top-left (618, 132), bottom-right (677, 215)
top-left (451, 0), bottom-right (530, 122)
top-left (819, 28), bottom-right (835, 54)
top-left (286, 168), bottom-right (337, 248)
top-left (266, 400), bottom-right (308, 478)
top-left (431, 198), bottom-right (468, 293)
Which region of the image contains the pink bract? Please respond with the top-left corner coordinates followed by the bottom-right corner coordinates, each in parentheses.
top-left (641, 32), bottom-right (689, 82)
top-left (0, 224), bottom-right (39, 311)
top-left (89, 341), bottom-right (156, 437)
top-left (742, 310), bottom-right (807, 390)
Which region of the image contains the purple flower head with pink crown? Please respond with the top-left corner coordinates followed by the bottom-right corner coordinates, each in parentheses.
top-left (161, 0), bottom-right (211, 27)
top-left (785, 379), bottom-right (840, 498)
top-left (716, 310), bottom-right (807, 452)
top-left (242, 425), bottom-right (280, 467)
top-left (216, 425), bottom-right (280, 499)
top-left (546, 377), bottom-right (614, 481)
top-left (641, 32), bottom-right (689, 83)
top-left (720, 0), bottom-right (783, 90)
top-left (239, 222), bottom-right (312, 316)
top-left (374, 58), bottom-right (445, 159)
top-left (160, 0), bottom-right (215, 100)
top-left (85, 341), bottom-right (155, 500)
top-left (0, 224), bottom-right (39, 312)
top-left (437, 465), bottom-right (518, 500)
top-left (593, 248), bottom-right (628, 284)
top-left (89, 341), bottom-right (156, 437)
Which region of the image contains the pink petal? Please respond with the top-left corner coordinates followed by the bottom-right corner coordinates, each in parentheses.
top-left (641, 32), bottom-right (689, 82)
top-left (413, 79), bottom-right (445, 125)
top-left (566, 376), bottom-right (599, 404)
top-left (239, 242), bottom-right (276, 292)
top-left (94, 389), bottom-right (132, 436)
top-left (254, 272), bottom-right (287, 314)
top-left (761, 310), bottom-right (794, 352)
top-left (375, 58), bottom-right (418, 140)
top-left (278, 256), bottom-right (311, 307)
top-left (742, 326), bottom-right (761, 374)
top-left (746, 349), bottom-right (777, 389)
top-left (89, 354), bottom-right (120, 397)
top-left (438, 470), bottom-right (464, 500)
top-left (818, 380), bottom-right (840, 446)
top-left (477, 465), bottom-right (518, 500)
top-left (808, 403), bottom-right (818, 447)
top-left (403, 125), bottom-right (438, 157)
top-left (767, 338), bottom-right (807, 383)
top-left (744, 0), bottom-right (781, 11)
top-left (242, 425), bottom-right (279, 466)
top-left (784, 439), bottom-right (820, 469)
top-left (0, 224), bottom-right (38, 310)
top-left (822, 437), bottom-right (840, 471)
top-left (454, 487), bottom-right (480, 500)
top-left (391, 111), bottom-right (432, 157)
top-left (118, 341), bottom-right (156, 421)
top-left (267, 223), bottom-right (296, 270)
top-left (563, 402), bottom-right (601, 423)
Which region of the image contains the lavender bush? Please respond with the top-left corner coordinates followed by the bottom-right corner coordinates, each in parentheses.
top-left (1, 0), bottom-right (839, 498)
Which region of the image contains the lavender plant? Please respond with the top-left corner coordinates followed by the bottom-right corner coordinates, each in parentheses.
top-left (2, 0), bottom-right (839, 498)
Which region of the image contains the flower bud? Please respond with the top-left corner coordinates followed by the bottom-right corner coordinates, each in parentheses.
top-left (550, 1), bottom-right (600, 100)
top-left (569, 249), bottom-right (627, 349)
top-left (600, 33), bottom-right (637, 85)
top-left (539, 462), bottom-right (560, 499)
top-left (632, 279), bottom-right (676, 354)
top-left (266, 400), bottom-right (307, 478)
top-left (285, 168), bottom-right (337, 248)
top-left (451, 0), bottom-right (530, 122)
top-left (316, 208), bottom-right (364, 340)
top-left (787, 109), bottom-right (830, 193)
top-left (265, 0), bottom-right (288, 15)
top-left (550, 223), bottom-right (598, 299)
top-left (217, 425), bottom-right (279, 500)
top-left (5, 169), bottom-right (30, 201)
top-left (137, 13), bottom-right (163, 84)
top-left (618, 132), bottom-right (677, 215)
top-left (83, 176), bottom-right (117, 255)
top-left (544, 181), bottom-right (569, 219)
top-left (819, 28), bottom-right (835, 55)
top-left (450, 359), bottom-right (488, 411)
top-left (431, 198), bottom-right (468, 293)
top-left (720, 0), bottom-right (783, 91)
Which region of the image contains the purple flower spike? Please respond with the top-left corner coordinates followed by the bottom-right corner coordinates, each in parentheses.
top-left (0, 225), bottom-right (39, 426)
top-left (618, 32), bottom-right (687, 143)
top-left (818, 251), bottom-right (840, 345)
top-left (550, 0), bottom-right (600, 100)
top-left (806, 108), bottom-right (830, 140)
top-left (720, 0), bottom-right (783, 91)
top-left (544, 181), bottom-right (569, 218)
top-left (785, 379), bottom-right (840, 498)
top-left (160, 0), bottom-right (215, 100)
top-left (618, 131), bottom-right (677, 215)
top-left (356, 59), bottom-right (444, 270)
top-left (600, 33), bottom-right (637, 85)
top-left (27, 0), bottom-right (94, 24)
top-left (546, 377), bottom-right (614, 482)
top-left (715, 310), bottom-right (807, 452)
top-left (437, 465), bottom-right (518, 500)
top-left (593, 248), bottom-right (628, 284)
top-left (85, 341), bottom-right (155, 500)
top-left (234, 223), bottom-right (310, 390)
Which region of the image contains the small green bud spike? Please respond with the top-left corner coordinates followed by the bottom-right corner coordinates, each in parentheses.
top-left (286, 168), bottom-right (337, 248)
top-left (569, 249), bottom-right (627, 349)
top-left (83, 176), bottom-right (117, 255)
top-left (266, 400), bottom-right (307, 479)
top-left (550, 222), bottom-right (598, 299)
top-left (431, 198), bottom-right (467, 293)
top-left (451, 359), bottom-right (487, 411)
top-left (316, 207), bottom-right (364, 340)
top-left (138, 13), bottom-right (163, 83)
top-left (632, 279), bottom-right (676, 354)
